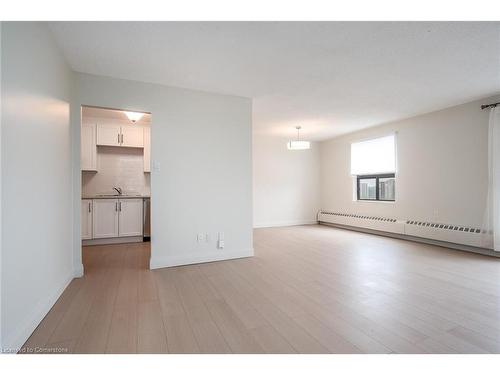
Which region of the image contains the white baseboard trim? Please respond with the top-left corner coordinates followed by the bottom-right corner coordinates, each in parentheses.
top-left (82, 236), bottom-right (143, 246)
top-left (150, 248), bottom-right (254, 270)
top-left (74, 263), bottom-right (84, 278)
top-left (3, 272), bottom-right (74, 354)
top-left (253, 220), bottom-right (317, 229)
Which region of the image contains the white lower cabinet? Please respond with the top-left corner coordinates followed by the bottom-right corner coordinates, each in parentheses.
top-left (92, 199), bottom-right (119, 239)
top-left (87, 198), bottom-right (143, 240)
top-left (81, 199), bottom-right (93, 240)
top-left (118, 199), bottom-right (143, 236)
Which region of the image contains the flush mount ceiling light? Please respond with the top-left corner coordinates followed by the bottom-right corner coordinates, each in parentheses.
top-left (287, 126), bottom-right (310, 150)
top-left (124, 111), bottom-right (144, 123)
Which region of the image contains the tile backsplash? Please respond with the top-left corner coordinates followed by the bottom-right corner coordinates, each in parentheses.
top-left (82, 146), bottom-right (150, 196)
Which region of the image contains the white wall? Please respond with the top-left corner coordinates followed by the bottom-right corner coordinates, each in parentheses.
top-left (253, 133), bottom-right (320, 227)
top-left (1, 22), bottom-right (73, 350)
top-left (0, 21), bottom-right (3, 351)
top-left (320, 95), bottom-right (500, 228)
top-left (72, 73), bottom-right (253, 270)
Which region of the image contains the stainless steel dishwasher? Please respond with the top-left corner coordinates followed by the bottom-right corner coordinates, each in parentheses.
top-left (143, 198), bottom-right (150, 241)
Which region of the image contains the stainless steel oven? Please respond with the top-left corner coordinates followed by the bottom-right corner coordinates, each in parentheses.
top-left (143, 198), bottom-right (150, 241)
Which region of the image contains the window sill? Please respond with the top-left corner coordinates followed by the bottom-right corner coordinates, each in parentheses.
top-left (354, 200), bottom-right (396, 204)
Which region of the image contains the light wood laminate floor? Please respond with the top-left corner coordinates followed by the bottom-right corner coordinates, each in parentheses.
top-left (22, 225), bottom-right (500, 353)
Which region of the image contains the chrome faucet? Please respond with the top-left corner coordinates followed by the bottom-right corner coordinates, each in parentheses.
top-left (113, 187), bottom-right (123, 195)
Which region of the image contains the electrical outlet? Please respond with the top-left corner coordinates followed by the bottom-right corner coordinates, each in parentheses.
top-left (205, 233), bottom-right (210, 242)
top-left (197, 233), bottom-right (204, 242)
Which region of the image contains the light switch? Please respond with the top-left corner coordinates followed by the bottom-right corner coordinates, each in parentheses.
top-left (217, 232), bottom-right (225, 249)
top-left (153, 161), bottom-right (161, 172)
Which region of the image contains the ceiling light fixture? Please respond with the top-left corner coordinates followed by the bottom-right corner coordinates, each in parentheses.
top-left (287, 126), bottom-right (310, 150)
top-left (124, 111), bottom-right (144, 123)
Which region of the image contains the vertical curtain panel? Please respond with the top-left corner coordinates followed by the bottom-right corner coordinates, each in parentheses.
top-left (482, 107), bottom-right (500, 251)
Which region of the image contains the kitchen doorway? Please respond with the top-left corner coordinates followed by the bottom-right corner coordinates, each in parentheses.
top-left (79, 105), bottom-right (152, 270)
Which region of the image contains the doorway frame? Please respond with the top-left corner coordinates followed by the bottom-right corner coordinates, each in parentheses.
top-left (73, 103), bottom-right (152, 277)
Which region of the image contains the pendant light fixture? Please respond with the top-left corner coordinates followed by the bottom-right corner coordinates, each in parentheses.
top-left (287, 126), bottom-right (310, 150)
top-left (124, 111), bottom-right (145, 123)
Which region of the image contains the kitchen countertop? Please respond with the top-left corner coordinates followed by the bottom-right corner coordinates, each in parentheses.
top-left (82, 195), bottom-right (150, 200)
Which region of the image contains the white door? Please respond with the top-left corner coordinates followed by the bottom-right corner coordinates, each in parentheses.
top-left (81, 122), bottom-right (97, 171)
top-left (81, 199), bottom-right (93, 240)
top-left (93, 199), bottom-right (119, 238)
top-left (143, 126), bottom-right (151, 172)
top-left (96, 122), bottom-right (121, 146)
top-left (121, 125), bottom-right (144, 148)
top-left (119, 199), bottom-right (143, 237)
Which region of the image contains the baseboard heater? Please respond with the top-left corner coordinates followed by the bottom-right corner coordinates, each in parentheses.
top-left (317, 210), bottom-right (499, 258)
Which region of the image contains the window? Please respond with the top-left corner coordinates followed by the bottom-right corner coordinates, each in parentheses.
top-left (357, 174), bottom-right (395, 201)
top-left (351, 134), bottom-right (396, 201)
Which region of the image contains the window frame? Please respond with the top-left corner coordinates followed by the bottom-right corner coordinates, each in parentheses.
top-left (356, 173), bottom-right (395, 202)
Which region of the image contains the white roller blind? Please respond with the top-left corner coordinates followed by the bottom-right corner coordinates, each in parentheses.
top-left (351, 134), bottom-right (396, 175)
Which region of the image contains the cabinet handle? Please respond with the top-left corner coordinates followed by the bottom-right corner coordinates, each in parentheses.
top-left (115, 202), bottom-right (118, 211)
top-left (119, 201), bottom-right (122, 211)
top-left (121, 134), bottom-right (124, 144)
top-left (118, 133), bottom-right (120, 144)
top-left (88, 202), bottom-right (91, 213)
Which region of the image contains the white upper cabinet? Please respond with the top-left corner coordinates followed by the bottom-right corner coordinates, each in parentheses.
top-left (81, 122), bottom-right (97, 171)
top-left (121, 125), bottom-right (144, 148)
top-left (96, 122), bottom-right (144, 148)
top-left (81, 199), bottom-right (93, 240)
top-left (143, 126), bottom-right (151, 172)
top-left (97, 122), bottom-right (122, 146)
top-left (118, 199), bottom-right (143, 237)
top-left (93, 199), bottom-right (119, 239)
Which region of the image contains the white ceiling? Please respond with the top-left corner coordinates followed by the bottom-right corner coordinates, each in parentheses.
top-left (82, 106), bottom-right (151, 123)
top-left (49, 22), bottom-right (500, 140)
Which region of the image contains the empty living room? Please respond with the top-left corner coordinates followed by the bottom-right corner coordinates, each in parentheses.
top-left (1, 1), bottom-right (500, 374)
